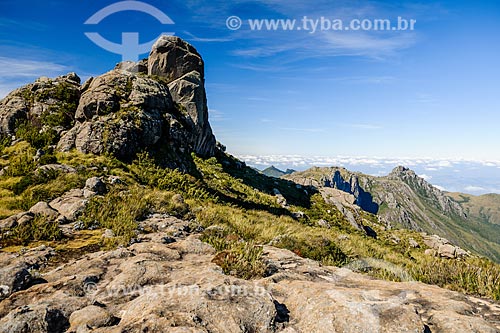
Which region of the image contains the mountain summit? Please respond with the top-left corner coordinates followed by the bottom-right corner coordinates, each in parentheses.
top-left (0, 36), bottom-right (216, 167)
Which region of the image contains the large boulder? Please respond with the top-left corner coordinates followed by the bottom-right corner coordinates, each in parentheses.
top-left (49, 189), bottom-right (87, 222)
top-left (55, 36), bottom-right (217, 162)
top-left (0, 74), bottom-right (80, 136)
top-left (168, 71), bottom-right (216, 157)
top-left (1, 36), bottom-right (217, 165)
top-left (148, 36), bottom-right (204, 83)
top-left (57, 71), bottom-right (172, 160)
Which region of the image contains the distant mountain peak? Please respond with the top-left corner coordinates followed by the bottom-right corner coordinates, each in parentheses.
top-left (389, 166), bottom-right (417, 179)
top-left (261, 166), bottom-right (295, 178)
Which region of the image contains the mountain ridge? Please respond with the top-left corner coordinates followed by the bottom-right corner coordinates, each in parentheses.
top-left (283, 165), bottom-right (500, 262)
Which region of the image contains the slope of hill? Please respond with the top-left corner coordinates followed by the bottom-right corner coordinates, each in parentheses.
top-left (284, 166), bottom-right (500, 262)
top-left (448, 192), bottom-right (500, 225)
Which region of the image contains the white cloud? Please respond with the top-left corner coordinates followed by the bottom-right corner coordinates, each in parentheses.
top-left (434, 185), bottom-right (447, 191)
top-left (464, 186), bottom-right (487, 192)
top-left (233, 155), bottom-right (500, 195)
top-left (0, 57), bottom-right (69, 99)
top-left (482, 161), bottom-right (500, 167)
top-left (438, 161), bottom-right (452, 167)
top-left (345, 123), bottom-right (382, 130)
top-left (419, 174), bottom-right (432, 181)
top-left (183, 31), bottom-right (233, 43)
top-left (260, 118), bottom-right (273, 123)
top-left (0, 57), bottom-right (68, 78)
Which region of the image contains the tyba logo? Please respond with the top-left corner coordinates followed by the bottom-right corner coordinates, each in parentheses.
top-left (84, 1), bottom-right (174, 62)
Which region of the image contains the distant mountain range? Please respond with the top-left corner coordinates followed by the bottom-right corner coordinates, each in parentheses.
top-left (284, 166), bottom-right (500, 262)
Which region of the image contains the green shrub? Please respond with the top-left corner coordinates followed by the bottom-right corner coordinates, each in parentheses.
top-left (15, 121), bottom-right (58, 149)
top-left (82, 185), bottom-right (188, 244)
top-left (15, 173), bottom-right (85, 210)
top-left (0, 134), bottom-right (11, 153)
top-left (2, 214), bottom-right (63, 246)
top-left (38, 153), bottom-right (58, 165)
top-left (82, 186), bottom-right (148, 242)
top-left (131, 152), bottom-right (212, 200)
top-left (271, 235), bottom-right (348, 266)
top-left (409, 256), bottom-right (500, 300)
top-left (211, 241), bottom-right (266, 279)
top-left (3, 148), bottom-right (36, 177)
top-left (37, 81), bottom-right (79, 103)
top-left (41, 105), bottom-right (75, 129)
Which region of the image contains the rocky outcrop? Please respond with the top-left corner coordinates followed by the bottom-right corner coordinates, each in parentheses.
top-left (423, 234), bottom-right (470, 259)
top-left (283, 166), bottom-right (496, 261)
top-left (0, 217), bottom-right (498, 332)
top-left (0, 176), bottom-right (109, 234)
top-left (320, 187), bottom-right (365, 231)
top-left (57, 70), bottom-right (176, 160)
top-left (285, 167), bottom-right (379, 214)
top-left (389, 166), bottom-right (466, 218)
top-left (148, 35), bottom-right (204, 82)
top-left (1, 36), bottom-right (217, 164)
top-left (0, 74), bottom-right (80, 136)
top-left (168, 71), bottom-right (216, 157)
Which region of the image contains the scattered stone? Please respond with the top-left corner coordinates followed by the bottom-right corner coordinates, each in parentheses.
top-left (317, 219), bottom-right (331, 229)
top-left (83, 177), bottom-right (107, 197)
top-left (29, 202), bottom-right (59, 220)
top-left (50, 189), bottom-right (87, 222)
top-left (391, 236), bottom-right (401, 245)
top-left (171, 194), bottom-right (184, 204)
top-left (36, 164), bottom-right (76, 176)
top-left (0, 305), bottom-right (70, 333)
top-left (0, 212), bottom-right (34, 231)
top-left (107, 175), bottom-right (123, 185)
top-left (438, 244), bottom-right (456, 259)
top-left (102, 229), bottom-right (115, 238)
top-left (68, 305), bottom-right (117, 331)
top-left (337, 234), bottom-right (350, 241)
top-left (409, 238), bottom-right (420, 248)
top-left (455, 247), bottom-right (470, 259)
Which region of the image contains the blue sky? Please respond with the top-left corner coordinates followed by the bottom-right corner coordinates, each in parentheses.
top-left (1, 0), bottom-right (500, 192)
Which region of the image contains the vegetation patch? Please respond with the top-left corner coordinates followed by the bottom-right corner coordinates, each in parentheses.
top-left (1, 214), bottom-right (63, 247)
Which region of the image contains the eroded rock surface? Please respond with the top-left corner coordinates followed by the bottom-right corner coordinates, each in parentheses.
top-left (0, 217), bottom-right (499, 333)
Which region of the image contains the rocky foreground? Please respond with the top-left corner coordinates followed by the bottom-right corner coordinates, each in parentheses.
top-left (1, 216), bottom-right (500, 333)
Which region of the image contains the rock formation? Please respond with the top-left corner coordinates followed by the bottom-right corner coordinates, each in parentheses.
top-left (283, 166), bottom-right (500, 262)
top-left (0, 36), bottom-right (216, 166)
top-left (0, 219), bottom-right (499, 332)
